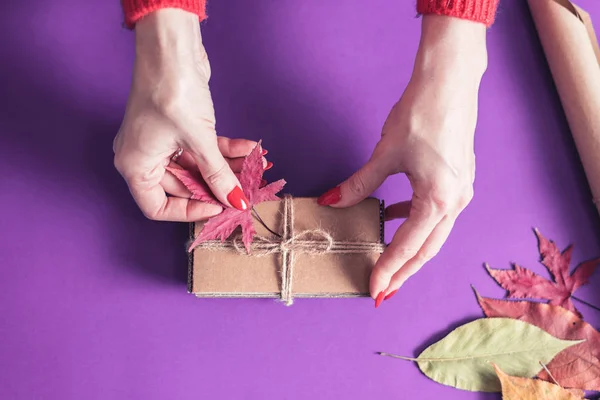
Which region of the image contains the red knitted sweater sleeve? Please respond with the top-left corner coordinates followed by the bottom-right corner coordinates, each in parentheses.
top-left (122, 0), bottom-right (207, 28)
top-left (121, 0), bottom-right (497, 29)
top-left (417, 0), bottom-right (499, 27)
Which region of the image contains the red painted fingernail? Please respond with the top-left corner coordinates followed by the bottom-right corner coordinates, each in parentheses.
top-left (375, 291), bottom-right (385, 308)
top-left (264, 161), bottom-right (273, 171)
top-left (227, 186), bottom-right (249, 211)
top-left (262, 149), bottom-right (268, 156)
top-left (384, 290), bottom-right (398, 301)
top-left (317, 187), bottom-right (341, 206)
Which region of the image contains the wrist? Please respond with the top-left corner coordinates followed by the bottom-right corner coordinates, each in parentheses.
top-left (415, 15), bottom-right (488, 81)
top-left (135, 9), bottom-right (204, 66)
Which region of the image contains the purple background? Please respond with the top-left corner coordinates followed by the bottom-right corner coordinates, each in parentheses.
top-left (1, 0), bottom-right (600, 399)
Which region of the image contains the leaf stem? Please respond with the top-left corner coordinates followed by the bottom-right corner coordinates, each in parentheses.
top-left (539, 361), bottom-right (561, 387)
top-left (572, 296), bottom-right (600, 313)
top-left (251, 207), bottom-right (281, 238)
top-left (376, 352), bottom-right (417, 362)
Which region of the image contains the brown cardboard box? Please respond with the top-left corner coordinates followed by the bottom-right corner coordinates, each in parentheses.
top-left (188, 197), bottom-right (384, 304)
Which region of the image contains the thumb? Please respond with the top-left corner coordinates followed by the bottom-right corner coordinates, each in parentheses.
top-left (318, 156), bottom-right (389, 208)
top-left (186, 136), bottom-right (249, 211)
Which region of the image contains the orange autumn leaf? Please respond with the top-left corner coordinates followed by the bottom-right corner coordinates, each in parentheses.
top-left (493, 364), bottom-right (584, 399)
top-left (476, 293), bottom-right (600, 391)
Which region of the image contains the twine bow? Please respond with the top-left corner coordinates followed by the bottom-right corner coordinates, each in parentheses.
top-left (197, 195), bottom-right (385, 305)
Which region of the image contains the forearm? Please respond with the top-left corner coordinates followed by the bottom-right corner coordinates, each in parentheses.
top-left (122, 0), bottom-right (207, 28)
top-left (130, 8), bottom-right (212, 130)
top-left (417, 0), bottom-right (499, 27)
top-left (415, 0), bottom-right (497, 77)
top-left (135, 9), bottom-right (204, 67)
top-left (416, 15), bottom-right (488, 82)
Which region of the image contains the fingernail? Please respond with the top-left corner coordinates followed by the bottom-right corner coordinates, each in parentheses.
top-left (384, 290), bottom-right (398, 301)
top-left (374, 291), bottom-right (385, 308)
top-left (317, 187), bottom-right (341, 206)
top-left (264, 161), bottom-right (273, 171)
top-left (262, 149), bottom-right (268, 156)
top-left (227, 186), bottom-right (249, 211)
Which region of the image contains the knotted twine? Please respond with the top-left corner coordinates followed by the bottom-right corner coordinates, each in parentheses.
top-left (195, 195), bottom-right (385, 305)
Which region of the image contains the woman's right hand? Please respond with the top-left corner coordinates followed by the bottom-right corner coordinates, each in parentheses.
top-left (114, 9), bottom-right (255, 222)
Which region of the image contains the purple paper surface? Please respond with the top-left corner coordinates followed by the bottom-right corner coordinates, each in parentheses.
top-left (1, 0), bottom-right (600, 399)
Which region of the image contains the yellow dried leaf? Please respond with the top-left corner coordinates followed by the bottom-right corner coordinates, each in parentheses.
top-left (494, 364), bottom-right (584, 399)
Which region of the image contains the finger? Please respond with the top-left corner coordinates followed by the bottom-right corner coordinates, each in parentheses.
top-left (174, 151), bottom-right (197, 171)
top-left (161, 169), bottom-right (191, 198)
top-left (129, 183), bottom-right (223, 222)
top-left (175, 150), bottom-right (268, 177)
top-left (319, 157), bottom-right (390, 208)
top-left (186, 137), bottom-right (249, 210)
top-left (226, 156), bottom-right (268, 172)
top-left (369, 202), bottom-right (443, 298)
top-left (385, 215), bottom-right (456, 293)
top-left (217, 137), bottom-right (262, 158)
top-left (233, 173), bottom-right (266, 188)
top-left (385, 201), bottom-right (411, 221)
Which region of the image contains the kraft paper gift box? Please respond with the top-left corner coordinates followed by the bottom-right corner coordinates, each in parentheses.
top-left (187, 196), bottom-right (385, 304)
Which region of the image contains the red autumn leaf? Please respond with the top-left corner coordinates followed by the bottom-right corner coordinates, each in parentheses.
top-left (253, 179), bottom-right (286, 203)
top-left (476, 292), bottom-right (600, 391)
top-left (486, 229), bottom-right (600, 317)
top-left (239, 140), bottom-right (264, 202)
top-left (191, 208), bottom-right (255, 252)
top-left (538, 232), bottom-right (572, 287)
top-left (569, 258), bottom-right (599, 293)
top-left (165, 166), bottom-right (220, 205)
top-left (485, 263), bottom-right (565, 299)
top-left (173, 141), bottom-right (286, 253)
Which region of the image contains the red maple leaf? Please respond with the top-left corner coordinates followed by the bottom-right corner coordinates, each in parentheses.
top-left (486, 229), bottom-right (599, 317)
top-left (168, 141), bottom-right (286, 253)
top-left (164, 166), bottom-right (220, 205)
top-left (193, 208), bottom-right (256, 251)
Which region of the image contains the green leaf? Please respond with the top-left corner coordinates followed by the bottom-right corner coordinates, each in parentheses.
top-left (380, 318), bottom-right (583, 392)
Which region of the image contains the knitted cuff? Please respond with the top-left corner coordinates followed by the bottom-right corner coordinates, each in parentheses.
top-left (122, 0), bottom-right (207, 28)
top-left (417, 0), bottom-right (499, 27)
